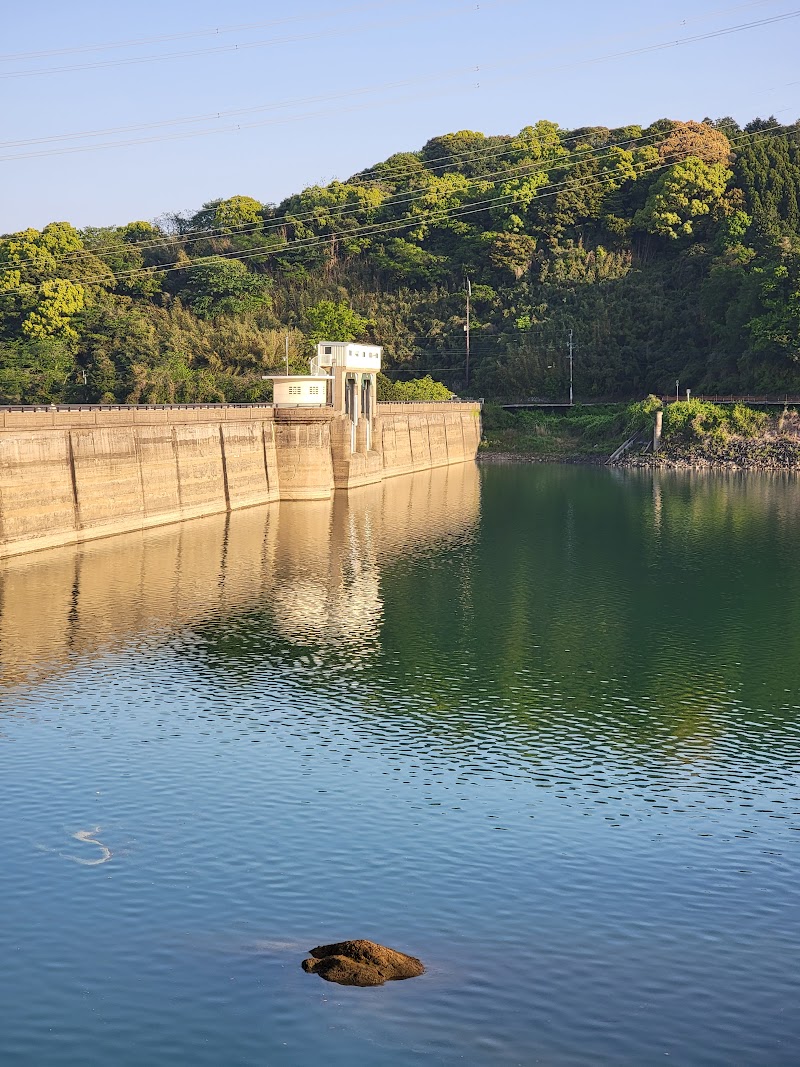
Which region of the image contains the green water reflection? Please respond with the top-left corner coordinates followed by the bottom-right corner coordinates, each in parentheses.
top-left (173, 463), bottom-right (800, 763)
top-left (4, 462), bottom-right (798, 761)
top-left (2, 462), bottom-right (800, 1066)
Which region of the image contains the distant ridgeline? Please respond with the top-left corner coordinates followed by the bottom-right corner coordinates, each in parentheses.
top-left (2, 116), bottom-right (800, 403)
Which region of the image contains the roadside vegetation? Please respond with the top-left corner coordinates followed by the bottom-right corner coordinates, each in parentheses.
top-left (481, 402), bottom-right (652, 460)
top-left (662, 398), bottom-right (767, 442)
top-left (481, 395), bottom-right (800, 468)
top-left (376, 373), bottom-right (453, 401)
top-left (657, 399), bottom-right (800, 468)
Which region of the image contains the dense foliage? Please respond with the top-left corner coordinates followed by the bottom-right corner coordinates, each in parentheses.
top-left (662, 397), bottom-right (768, 442)
top-left (481, 403), bottom-right (640, 458)
top-left (656, 399), bottom-right (800, 468)
top-left (3, 115), bottom-right (800, 404)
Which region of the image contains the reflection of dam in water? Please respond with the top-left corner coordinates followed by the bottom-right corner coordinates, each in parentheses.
top-left (0, 464), bottom-right (479, 690)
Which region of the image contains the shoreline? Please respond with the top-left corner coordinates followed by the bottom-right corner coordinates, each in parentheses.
top-left (479, 448), bottom-right (800, 473)
top-left (481, 399), bottom-right (800, 474)
top-left (620, 455), bottom-right (800, 472)
top-left (477, 450), bottom-right (607, 466)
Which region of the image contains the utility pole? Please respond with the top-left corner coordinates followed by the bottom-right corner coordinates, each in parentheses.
top-left (285, 331), bottom-right (290, 375)
top-left (568, 328), bottom-right (574, 406)
top-left (464, 276), bottom-right (471, 390)
top-left (676, 378), bottom-right (680, 404)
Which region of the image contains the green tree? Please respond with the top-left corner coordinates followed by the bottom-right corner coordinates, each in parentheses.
top-left (81, 226), bottom-right (162, 297)
top-left (735, 131), bottom-right (800, 238)
top-left (748, 254), bottom-right (800, 359)
top-left (303, 300), bottom-right (370, 345)
top-left (213, 196), bottom-right (263, 232)
top-left (420, 129), bottom-right (509, 177)
top-left (177, 257), bottom-right (269, 319)
top-left (281, 181), bottom-right (385, 256)
top-left (119, 220), bottom-right (162, 243)
top-left (0, 223), bottom-right (101, 340)
top-left (380, 374), bottom-right (452, 400)
top-left (636, 158), bottom-right (732, 239)
top-left (486, 232), bottom-right (537, 279)
top-left (399, 171), bottom-right (472, 241)
top-left (21, 278), bottom-right (86, 339)
top-left (0, 336), bottom-right (77, 403)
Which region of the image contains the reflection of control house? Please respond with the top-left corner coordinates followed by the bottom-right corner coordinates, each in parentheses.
top-left (265, 341), bottom-right (382, 452)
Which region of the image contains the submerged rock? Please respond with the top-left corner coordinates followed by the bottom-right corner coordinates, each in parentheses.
top-left (301, 939), bottom-right (424, 986)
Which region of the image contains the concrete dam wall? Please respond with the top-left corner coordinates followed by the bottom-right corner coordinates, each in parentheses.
top-left (0, 402), bottom-right (481, 558)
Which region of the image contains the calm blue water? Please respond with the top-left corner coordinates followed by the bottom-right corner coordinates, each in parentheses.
top-left (1, 462), bottom-right (799, 1065)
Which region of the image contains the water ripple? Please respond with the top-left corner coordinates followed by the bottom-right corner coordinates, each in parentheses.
top-left (1, 464), bottom-right (799, 1065)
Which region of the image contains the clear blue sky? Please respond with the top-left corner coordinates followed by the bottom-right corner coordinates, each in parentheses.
top-left (2, 0), bottom-right (798, 233)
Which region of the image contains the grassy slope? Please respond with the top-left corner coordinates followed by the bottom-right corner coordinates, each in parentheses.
top-left (654, 407), bottom-right (800, 468)
top-left (480, 404), bottom-right (634, 461)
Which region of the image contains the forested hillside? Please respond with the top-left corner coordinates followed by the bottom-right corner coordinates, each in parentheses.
top-left (2, 115), bottom-right (800, 404)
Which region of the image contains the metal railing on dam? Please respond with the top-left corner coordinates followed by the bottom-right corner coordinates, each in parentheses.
top-left (0, 399), bottom-right (474, 412)
top-left (0, 402), bottom-right (274, 413)
top-left (661, 395), bottom-right (800, 406)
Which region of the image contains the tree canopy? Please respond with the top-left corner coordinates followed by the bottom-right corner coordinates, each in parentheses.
top-left (3, 115), bottom-right (800, 404)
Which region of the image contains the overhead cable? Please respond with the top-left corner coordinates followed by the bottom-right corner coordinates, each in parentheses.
top-left (1, 122), bottom-right (784, 294)
top-left (3, 125), bottom-right (690, 270)
top-left (0, 0), bottom-right (400, 62)
top-left (0, 1), bottom-right (499, 80)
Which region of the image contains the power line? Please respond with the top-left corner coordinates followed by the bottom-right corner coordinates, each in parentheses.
top-left (0, 1), bottom-right (792, 149)
top-left (23, 108), bottom-right (798, 278)
top-left (0, 140), bottom-right (767, 294)
top-left (0, 73), bottom-right (469, 151)
top-left (0, 0), bottom-right (400, 62)
top-left (0, 0), bottom-right (498, 80)
top-left (1, 126), bottom-right (667, 267)
top-left (0, 81), bottom-right (525, 162)
top-left (4, 180), bottom-right (580, 292)
top-left (10, 85), bottom-right (790, 270)
top-left (8, 126), bottom-right (673, 269)
top-left (1, 122), bottom-right (784, 295)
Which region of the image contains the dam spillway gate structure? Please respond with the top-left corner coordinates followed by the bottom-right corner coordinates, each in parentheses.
top-left (0, 342), bottom-right (481, 558)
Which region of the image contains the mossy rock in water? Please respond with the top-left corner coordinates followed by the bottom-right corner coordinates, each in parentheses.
top-left (301, 939), bottom-right (424, 986)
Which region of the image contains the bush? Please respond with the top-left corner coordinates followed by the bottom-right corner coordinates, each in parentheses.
top-left (481, 402), bottom-right (515, 430)
top-left (663, 398), bottom-right (726, 441)
top-left (625, 394), bottom-right (663, 432)
top-left (662, 398), bottom-right (767, 443)
top-left (379, 374), bottom-right (453, 401)
top-left (729, 402), bottom-right (767, 436)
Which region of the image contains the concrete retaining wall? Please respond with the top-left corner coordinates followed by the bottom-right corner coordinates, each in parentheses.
top-left (0, 402), bottom-right (481, 558)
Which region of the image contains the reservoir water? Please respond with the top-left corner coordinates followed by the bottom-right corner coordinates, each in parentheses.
top-left (1, 462), bottom-right (799, 1065)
